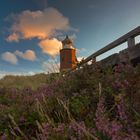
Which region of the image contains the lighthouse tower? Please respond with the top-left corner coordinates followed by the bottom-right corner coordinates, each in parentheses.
top-left (60, 36), bottom-right (77, 72)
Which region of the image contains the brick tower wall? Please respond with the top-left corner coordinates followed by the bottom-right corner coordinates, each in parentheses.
top-left (60, 48), bottom-right (77, 71)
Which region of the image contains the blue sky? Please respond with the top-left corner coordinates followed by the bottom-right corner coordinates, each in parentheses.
top-left (0, 0), bottom-right (140, 77)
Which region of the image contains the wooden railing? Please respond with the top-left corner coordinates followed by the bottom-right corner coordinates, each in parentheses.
top-left (67, 26), bottom-right (140, 73)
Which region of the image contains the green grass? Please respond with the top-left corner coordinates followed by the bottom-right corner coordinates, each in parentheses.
top-left (0, 73), bottom-right (59, 90)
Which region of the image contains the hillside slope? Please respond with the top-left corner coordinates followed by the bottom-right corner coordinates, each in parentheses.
top-left (0, 63), bottom-right (140, 139)
top-left (0, 73), bottom-right (58, 90)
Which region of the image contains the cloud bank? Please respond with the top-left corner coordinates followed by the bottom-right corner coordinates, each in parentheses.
top-left (7, 8), bottom-right (70, 41)
top-left (1, 52), bottom-right (18, 65)
top-left (15, 50), bottom-right (36, 61)
top-left (38, 38), bottom-right (62, 56)
top-left (6, 7), bottom-right (76, 57)
top-left (1, 50), bottom-right (36, 64)
top-left (0, 71), bottom-right (37, 79)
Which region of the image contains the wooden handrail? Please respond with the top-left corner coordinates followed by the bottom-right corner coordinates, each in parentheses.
top-left (82, 26), bottom-right (140, 64)
top-left (66, 26), bottom-right (140, 74)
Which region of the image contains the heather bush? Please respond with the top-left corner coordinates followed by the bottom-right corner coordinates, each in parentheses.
top-left (0, 63), bottom-right (140, 139)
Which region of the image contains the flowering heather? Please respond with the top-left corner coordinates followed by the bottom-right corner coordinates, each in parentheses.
top-left (116, 95), bottom-right (128, 122)
top-left (95, 92), bottom-right (140, 140)
top-left (68, 121), bottom-right (86, 139)
top-left (38, 123), bottom-right (52, 140)
top-left (0, 63), bottom-right (140, 139)
top-left (95, 96), bottom-right (111, 136)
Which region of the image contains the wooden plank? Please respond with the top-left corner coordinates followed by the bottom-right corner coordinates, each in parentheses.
top-left (81, 26), bottom-right (140, 65)
top-left (66, 26), bottom-right (140, 74)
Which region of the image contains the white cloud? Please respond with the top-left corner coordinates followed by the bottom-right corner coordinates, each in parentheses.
top-left (77, 57), bottom-right (85, 62)
top-left (15, 50), bottom-right (36, 61)
top-left (6, 8), bottom-right (78, 59)
top-left (77, 48), bottom-right (87, 53)
top-left (1, 52), bottom-right (18, 65)
top-left (69, 33), bottom-right (77, 40)
top-left (0, 71), bottom-right (36, 79)
top-left (0, 73), bottom-right (6, 79)
top-left (38, 38), bottom-right (62, 56)
top-left (6, 33), bottom-right (19, 42)
top-left (1, 50), bottom-right (37, 65)
top-left (6, 8), bottom-right (71, 41)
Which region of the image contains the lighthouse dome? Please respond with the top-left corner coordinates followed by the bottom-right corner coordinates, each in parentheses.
top-left (62, 36), bottom-right (74, 49)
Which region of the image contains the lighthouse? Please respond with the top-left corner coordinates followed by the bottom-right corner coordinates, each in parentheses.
top-left (60, 36), bottom-right (77, 72)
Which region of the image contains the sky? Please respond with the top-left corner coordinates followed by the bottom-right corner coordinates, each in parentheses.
top-left (0, 0), bottom-right (140, 78)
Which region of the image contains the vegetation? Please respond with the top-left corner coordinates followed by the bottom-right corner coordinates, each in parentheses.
top-left (0, 63), bottom-right (140, 140)
top-left (0, 73), bottom-right (58, 90)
